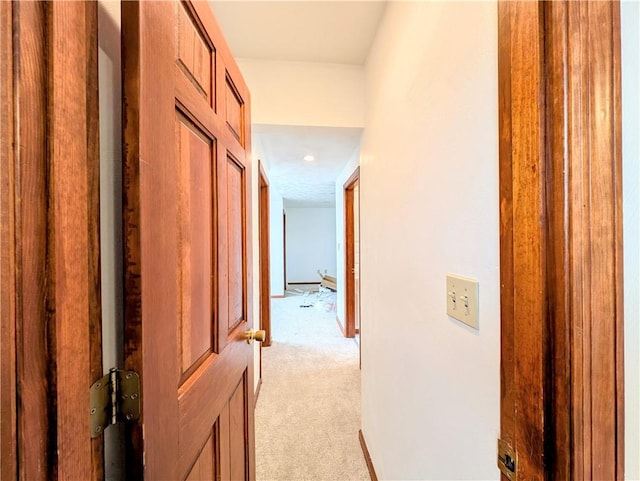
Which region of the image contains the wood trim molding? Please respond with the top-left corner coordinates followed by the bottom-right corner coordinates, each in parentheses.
top-left (258, 161), bottom-right (271, 347)
top-left (270, 295), bottom-right (285, 299)
top-left (344, 166), bottom-right (360, 190)
top-left (283, 210), bottom-right (287, 290)
top-left (343, 167), bottom-right (360, 339)
top-left (0, 3), bottom-right (17, 479)
top-left (498, 1), bottom-right (624, 478)
top-left (287, 281), bottom-right (321, 286)
top-left (358, 430), bottom-right (378, 481)
top-left (498, 3), bottom-right (546, 477)
top-left (13, 5), bottom-right (51, 477)
top-left (49, 3), bottom-right (103, 478)
top-left (545, 3), bottom-right (624, 478)
top-left (1, 2), bottom-right (102, 479)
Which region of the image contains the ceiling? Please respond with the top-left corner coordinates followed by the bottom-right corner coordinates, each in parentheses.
top-left (210, 1), bottom-right (387, 65)
top-left (210, 1), bottom-right (387, 206)
top-left (254, 125), bottom-right (362, 207)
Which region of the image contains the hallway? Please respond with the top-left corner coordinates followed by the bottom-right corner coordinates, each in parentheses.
top-left (255, 293), bottom-right (368, 480)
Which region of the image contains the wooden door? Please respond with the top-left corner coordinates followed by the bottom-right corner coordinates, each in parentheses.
top-left (122, 2), bottom-right (255, 479)
top-left (498, 1), bottom-right (624, 479)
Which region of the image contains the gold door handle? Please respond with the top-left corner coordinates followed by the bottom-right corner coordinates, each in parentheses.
top-left (244, 329), bottom-right (266, 344)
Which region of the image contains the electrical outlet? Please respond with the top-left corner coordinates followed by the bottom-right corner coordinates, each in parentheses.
top-left (446, 274), bottom-right (479, 329)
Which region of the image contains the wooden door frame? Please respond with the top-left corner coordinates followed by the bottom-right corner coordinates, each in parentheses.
top-left (258, 161), bottom-right (272, 347)
top-left (1, 2), bottom-right (102, 479)
top-left (283, 210), bottom-right (287, 291)
top-left (343, 167), bottom-right (360, 339)
top-left (499, 1), bottom-right (624, 478)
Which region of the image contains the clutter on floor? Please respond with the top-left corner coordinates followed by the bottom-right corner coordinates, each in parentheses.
top-left (288, 286), bottom-right (336, 311)
top-left (317, 269), bottom-right (337, 291)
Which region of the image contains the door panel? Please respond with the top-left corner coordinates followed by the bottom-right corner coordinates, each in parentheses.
top-left (176, 3), bottom-right (213, 103)
top-left (228, 376), bottom-right (249, 480)
top-left (176, 113), bottom-right (215, 376)
top-left (225, 78), bottom-right (245, 144)
top-left (186, 433), bottom-right (216, 481)
top-left (227, 157), bottom-right (246, 332)
top-left (123, 1), bottom-right (254, 478)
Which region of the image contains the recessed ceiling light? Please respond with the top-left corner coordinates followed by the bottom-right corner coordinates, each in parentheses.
top-left (303, 155), bottom-right (315, 162)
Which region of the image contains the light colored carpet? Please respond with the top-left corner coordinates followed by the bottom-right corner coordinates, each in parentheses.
top-left (256, 293), bottom-right (370, 481)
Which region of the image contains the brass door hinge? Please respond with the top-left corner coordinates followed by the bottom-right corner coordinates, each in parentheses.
top-left (89, 368), bottom-right (140, 438)
top-left (497, 439), bottom-right (517, 480)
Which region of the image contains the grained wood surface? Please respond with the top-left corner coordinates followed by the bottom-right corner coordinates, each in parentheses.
top-left (0, 2), bottom-right (17, 479)
top-left (186, 433), bottom-right (216, 481)
top-left (229, 377), bottom-right (248, 480)
top-left (14, 3), bottom-right (50, 479)
top-left (499, 1), bottom-right (624, 478)
top-left (560, 2), bottom-right (623, 478)
top-left (177, 116), bottom-right (214, 376)
top-left (497, 4), bottom-right (515, 474)
top-left (123, 2), bottom-right (180, 477)
top-left (543, 3), bottom-right (572, 477)
top-left (227, 157), bottom-right (246, 331)
top-left (1, 2), bottom-right (102, 479)
top-left (84, 3), bottom-right (104, 477)
top-left (499, 3), bottom-right (547, 478)
top-left (123, 1), bottom-right (255, 478)
top-left (49, 2), bottom-right (102, 478)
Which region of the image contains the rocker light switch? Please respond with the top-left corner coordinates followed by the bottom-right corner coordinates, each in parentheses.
top-left (446, 274), bottom-right (479, 329)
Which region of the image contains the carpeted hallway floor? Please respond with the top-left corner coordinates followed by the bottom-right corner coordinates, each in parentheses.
top-left (255, 292), bottom-right (370, 481)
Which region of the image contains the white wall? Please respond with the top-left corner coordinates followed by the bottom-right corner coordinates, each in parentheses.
top-left (269, 189), bottom-right (285, 296)
top-left (335, 152), bottom-right (360, 328)
top-left (359, 2), bottom-right (499, 479)
top-left (236, 58), bottom-right (365, 128)
top-left (98, 2), bottom-right (124, 479)
top-left (285, 207), bottom-right (337, 284)
top-left (622, 2), bottom-right (640, 479)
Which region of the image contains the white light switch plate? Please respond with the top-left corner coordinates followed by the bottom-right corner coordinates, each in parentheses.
top-left (446, 274), bottom-right (479, 329)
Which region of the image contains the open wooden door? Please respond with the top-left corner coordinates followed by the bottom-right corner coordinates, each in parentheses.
top-left (122, 2), bottom-right (255, 478)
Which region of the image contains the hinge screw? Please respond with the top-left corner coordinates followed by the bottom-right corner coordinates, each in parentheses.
top-left (126, 413), bottom-right (134, 421)
top-left (90, 408), bottom-right (96, 415)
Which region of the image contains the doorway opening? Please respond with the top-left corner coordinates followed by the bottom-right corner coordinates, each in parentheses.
top-left (258, 161), bottom-right (272, 348)
top-left (343, 167), bottom-right (360, 340)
